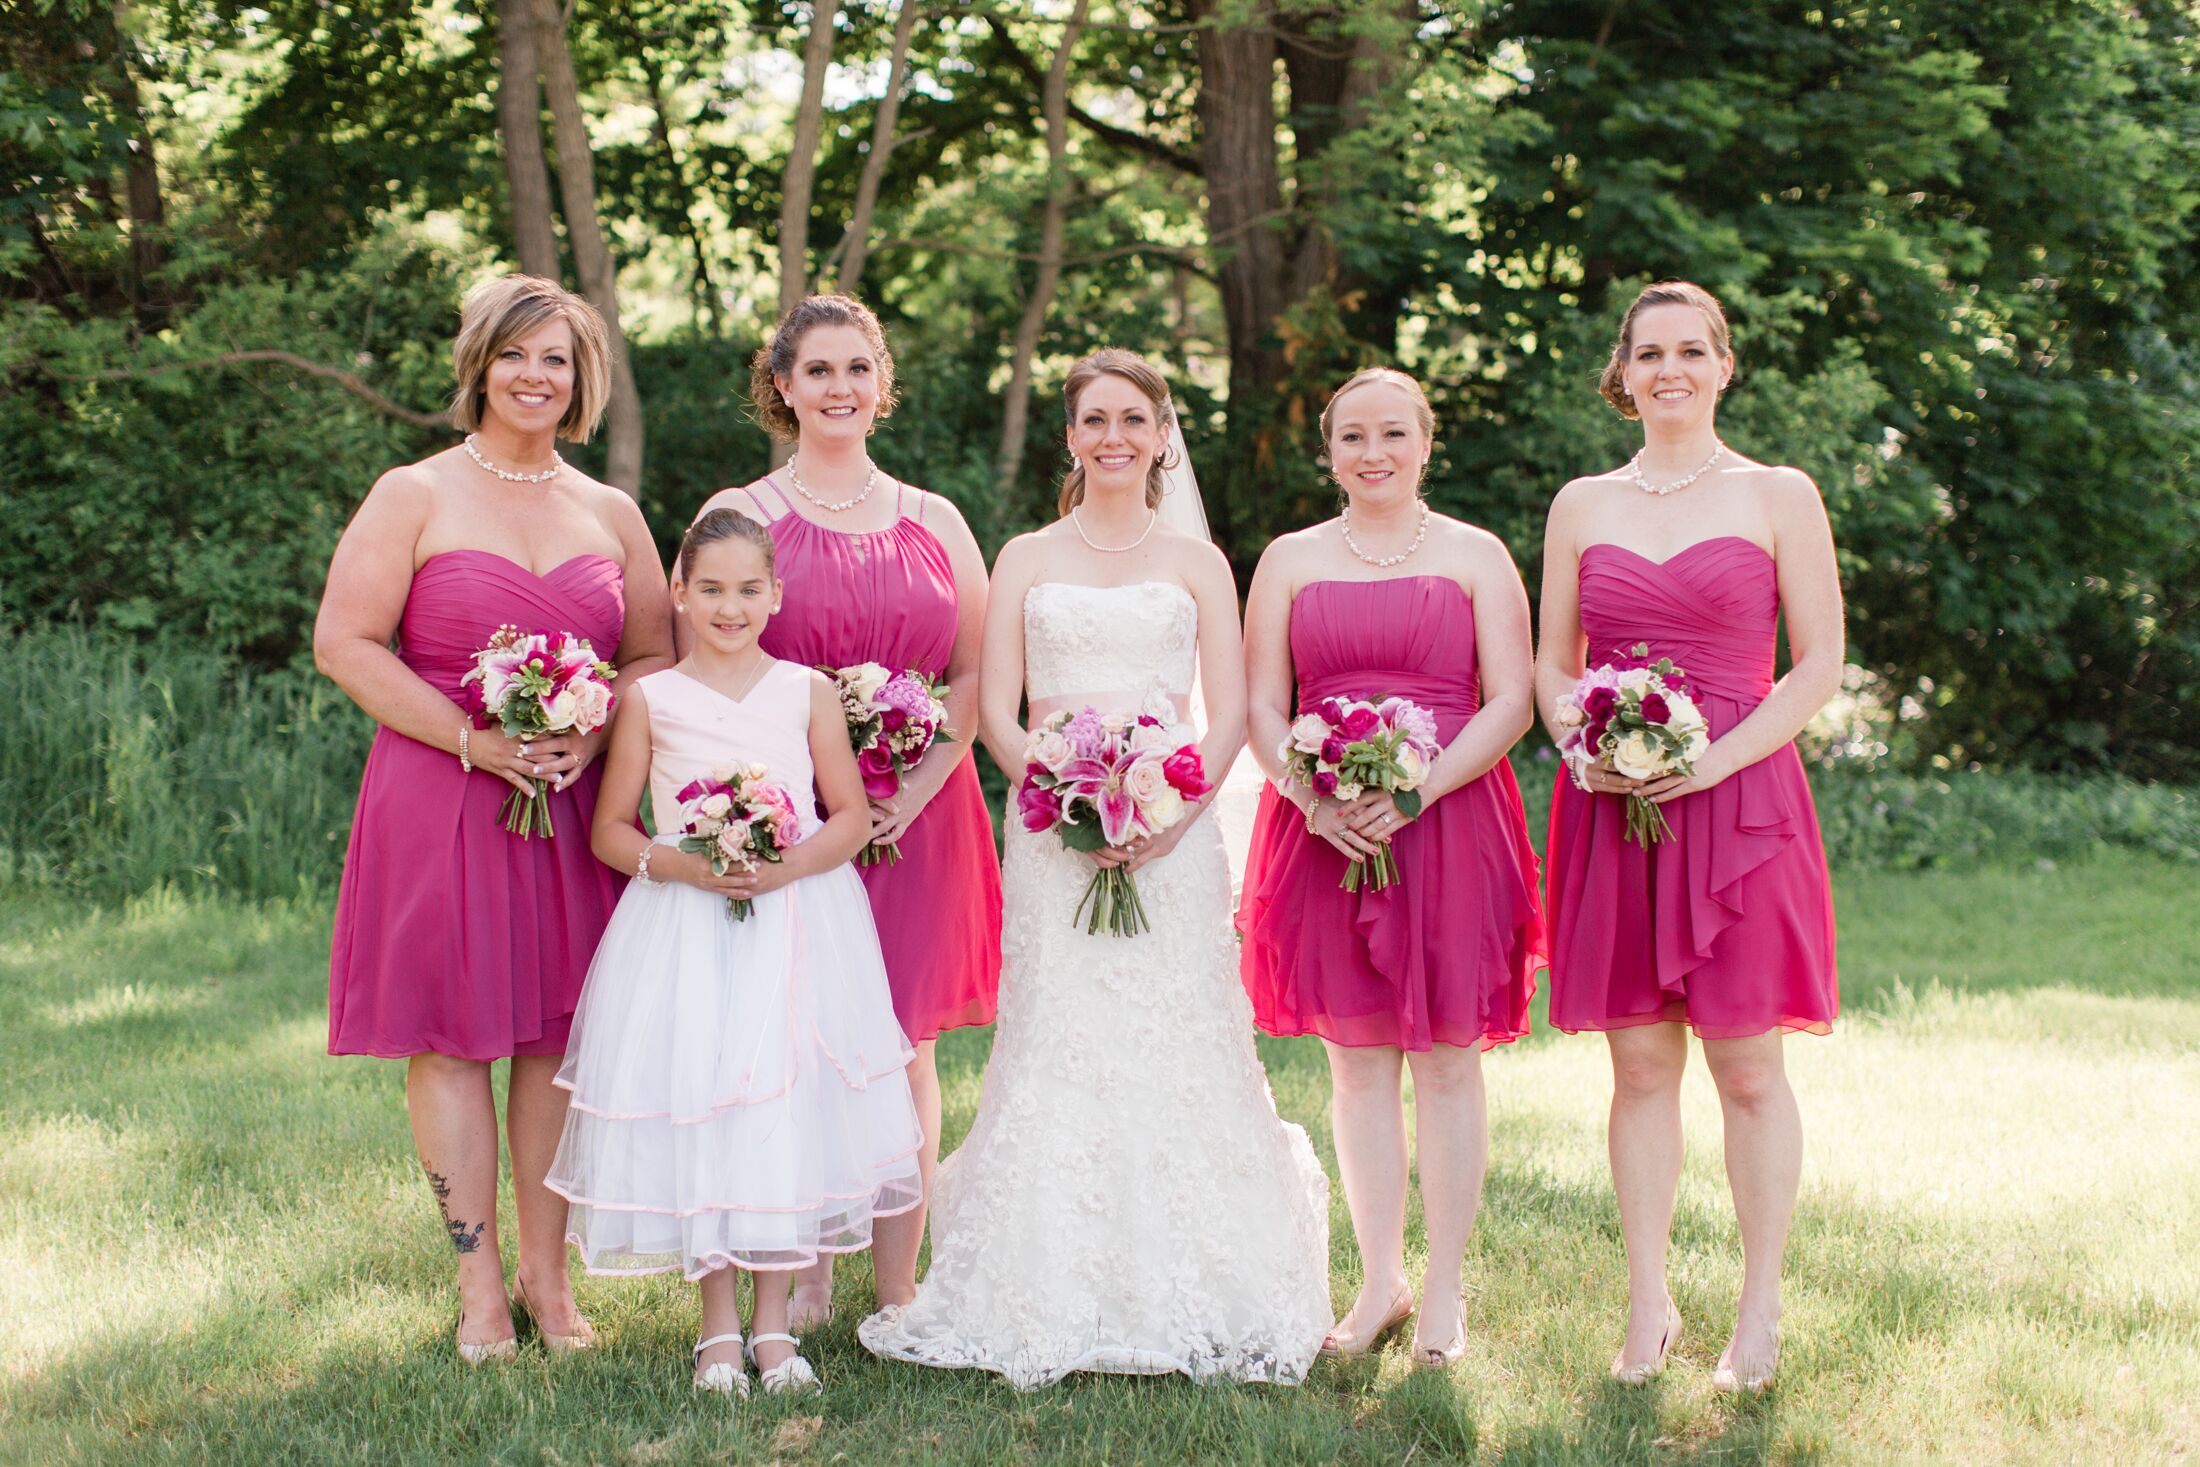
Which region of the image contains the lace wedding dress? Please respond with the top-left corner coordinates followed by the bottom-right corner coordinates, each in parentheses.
top-left (859, 581), bottom-right (1332, 1389)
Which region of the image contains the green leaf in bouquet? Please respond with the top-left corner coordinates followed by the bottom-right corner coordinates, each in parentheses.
top-left (1394, 788), bottom-right (1424, 818)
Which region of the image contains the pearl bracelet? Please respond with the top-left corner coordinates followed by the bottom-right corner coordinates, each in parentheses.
top-left (458, 724), bottom-right (472, 773)
top-left (635, 844), bottom-right (663, 887)
top-left (1303, 797), bottom-right (1320, 835)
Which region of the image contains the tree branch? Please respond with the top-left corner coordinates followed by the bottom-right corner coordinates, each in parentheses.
top-left (984, 14), bottom-right (1201, 177)
top-left (52, 351), bottom-right (450, 429)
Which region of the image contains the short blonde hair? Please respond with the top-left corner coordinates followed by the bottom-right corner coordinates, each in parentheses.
top-left (1598, 280), bottom-right (1733, 419)
top-left (448, 274), bottom-right (612, 442)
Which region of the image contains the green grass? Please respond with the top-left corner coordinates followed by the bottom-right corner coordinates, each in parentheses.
top-left (2, 853), bottom-right (2196, 1464)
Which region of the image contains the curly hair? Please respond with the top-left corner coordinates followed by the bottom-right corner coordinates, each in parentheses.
top-left (748, 294), bottom-right (900, 443)
top-left (1598, 280), bottom-right (1733, 419)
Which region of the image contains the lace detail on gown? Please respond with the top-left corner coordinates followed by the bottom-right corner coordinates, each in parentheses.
top-left (859, 582), bottom-right (1332, 1388)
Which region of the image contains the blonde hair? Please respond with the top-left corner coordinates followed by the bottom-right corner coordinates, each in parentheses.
top-left (1599, 280), bottom-right (1733, 419)
top-left (447, 274), bottom-right (611, 442)
top-left (1058, 349), bottom-right (1178, 516)
top-left (1320, 367), bottom-right (1436, 450)
top-left (749, 294), bottom-right (900, 443)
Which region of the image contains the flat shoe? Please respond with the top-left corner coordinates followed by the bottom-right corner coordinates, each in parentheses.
top-left (1319, 1286), bottom-right (1416, 1360)
top-left (692, 1331), bottom-right (750, 1397)
top-left (747, 1331), bottom-right (822, 1396)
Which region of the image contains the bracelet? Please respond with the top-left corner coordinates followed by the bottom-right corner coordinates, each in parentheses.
top-left (1303, 797), bottom-right (1320, 835)
top-left (458, 724), bottom-right (472, 773)
top-left (635, 844), bottom-right (663, 887)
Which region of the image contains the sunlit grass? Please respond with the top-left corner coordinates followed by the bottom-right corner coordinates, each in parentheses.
top-left (2, 853), bottom-right (2195, 1463)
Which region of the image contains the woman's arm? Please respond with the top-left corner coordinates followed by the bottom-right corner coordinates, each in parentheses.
top-left (608, 490), bottom-right (675, 683)
top-left (1645, 470), bottom-right (1845, 804)
top-left (1533, 483), bottom-right (1592, 742)
top-left (1415, 531), bottom-right (1536, 802)
top-left (1122, 540), bottom-right (1243, 874)
top-left (867, 493), bottom-right (989, 849)
top-left (1241, 538), bottom-right (1301, 793)
top-left (976, 535), bottom-right (1041, 774)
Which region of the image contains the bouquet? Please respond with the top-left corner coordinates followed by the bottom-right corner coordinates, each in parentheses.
top-left (822, 661), bottom-right (951, 865)
top-left (1280, 696), bottom-right (1442, 892)
top-left (459, 624), bottom-right (618, 838)
top-left (671, 763), bottom-right (802, 920)
top-left (1554, 642), bottom-right (1710, 846)
top-left (1016, 700), bottom-right (1212, 937)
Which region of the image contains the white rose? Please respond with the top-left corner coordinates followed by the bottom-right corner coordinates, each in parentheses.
top-left (1124, 757), bottom-right (1171, 806)
top-left (1335, 781), bottom-right (1364, 802)
top-left (1554, 696), bottom-right (1586, 730)
top-left (1395, 743), bottom-right (1428, 787)
top-left (697, 792), bottom-right (733, 820)
top-left (1289, 714), bottom-right (1331, 754)
top-left (845, 662), bottom-right (891, 704)
top-left (1141, 784), bottom-right (1185, 830)
top-left (1029, 731), bottom-right (1073, 770)
top-left (544, 682), bottom-right (585, 730)
top-left (715, 821), bottom-right (750, 859)
top-left (568, 678), bottom-right (613, 733)
top-left (1683, 728), bottom-right (1711, 761)
top-left (1610, 730), bottom-right (1664, 780)
top-left (1129, 721), bottom-right (1175, 754)
top-left (1616, 668), bottom-right (1653, 692)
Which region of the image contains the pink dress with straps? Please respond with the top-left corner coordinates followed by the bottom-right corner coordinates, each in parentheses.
top-left (1544, 536), bottom-right (1838, 1038)
top-left (327, 550), bottom-right (627, 1060)
top-left (744, 475), bottom-right (1003, 1042)
top-left (1237, 577), bottom-right (1545, 1051)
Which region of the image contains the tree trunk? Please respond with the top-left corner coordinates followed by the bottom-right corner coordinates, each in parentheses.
top-left (101, 3), bottom-right (166, 327)
top-left (531, 0), bottom-right (644, 493)
top-left (828, 0), bottom-right (921, 298)
top-left (638, 46), bottom-right (717, 334)
top-left (496, 0), bottom-right (560, 278)
top-left (773, 0), bottom-right (841, 466)
top-left (992, 0), bottom-right (1090, 501)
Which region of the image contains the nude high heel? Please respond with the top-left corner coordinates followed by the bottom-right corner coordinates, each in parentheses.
top-left (511, 1275), bottom-right (597, 1354)
top-left (1610, 1298), bottom-right (1681, 1386)
top-left (455, 1307), bottom-right (518, 1366)
top-left (1318, 1285), bottom-right (1416, 1360)
top-left (1711, 1324), bottom-right (1780, 1394)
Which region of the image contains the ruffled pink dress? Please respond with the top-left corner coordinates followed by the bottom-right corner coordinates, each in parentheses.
top-left (745, 475), bottom-right (1003, 1042)
top-left (327, 550), bottom-right (627, 1060)
top-left (1238, 577), bottom-right (1545, 1052)
top-left (1544, 537), bottom-right (1838, 1038)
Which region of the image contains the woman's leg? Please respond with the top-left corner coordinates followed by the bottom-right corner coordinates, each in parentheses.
top-left (867, 1038), bottom-right (940, 1310)
top-left (405, 1053), bottom-right (511, 1345)
top-left (747, 1267), bottom-right (798, 1373)
top-left (1404, 1042), bottom-right (1487, 1351)
top-left (1324, 1040), bottom-right (1412, 1337)
top-left (695, 1266), bottom-right (745, 1376)
top-left (505, 1052), bottom-right (588, 1335)
top-left (1606, 1023), bottom-right (1689, 1369)
top-left (1701, 1030), bottom-right (1800, 1376)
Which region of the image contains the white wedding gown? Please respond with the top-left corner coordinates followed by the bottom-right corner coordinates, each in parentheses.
top-left (859, 581), bottom-right (1332, 1389)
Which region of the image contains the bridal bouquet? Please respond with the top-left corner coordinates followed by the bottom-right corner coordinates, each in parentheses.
top-left (1280, 695), bottom-right (1443, 892)
top-left (1554, 643), bottom-right (1710, 846)
top-left (1017, 701), bottom-right (1212, 937)
top-left (672, 763), bottom-right (801, 920)
top-left (459, 624), bottom-right (618, 838)
top-left (822, 661), bottom-right (951, 865)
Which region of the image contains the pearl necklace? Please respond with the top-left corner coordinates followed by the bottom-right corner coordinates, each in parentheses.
top-left (1070, 506), bottom-right (1158, 553)
top-left (786, 456), bottom-right (878, 512)
top-left (464, 434), bottom-right (563, 483)
top-left (1628, 439), bottom-right (1725, 496)
top-left (1340, 500), bottom-right (1429, 567)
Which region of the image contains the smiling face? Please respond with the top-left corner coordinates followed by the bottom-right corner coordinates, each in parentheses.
top-left (479, 318), bottom-right (576, 438)
top-left (677, 536), bottom-right (780, 657)
top-left (773, 323), bottom-right (882, 447)
top-left (1326, 378), bottom-right (1432, 503)
top-left (1620, 302), bottom-right (1732, 429)
top-left (1067, 371), bottom-right (1165, 495)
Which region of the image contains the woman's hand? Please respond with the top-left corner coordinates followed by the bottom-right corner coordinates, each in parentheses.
top-left (1643, 743), bottom-right (1739, 804)
top-left (1307, 798), bottom-right (1386, 863)
top-left (720, 855), bottom-right (798, 903)
top-left (662, 846), bottom-right (751, 899)
top-left (1574, 762), bottom-right (1650, 799)
top-left (468, 727), bottom-right (604, 796)
top-left (1339, 789), bottom-right (1417, 843)
top-left (866, 756), bottom-right (948, 852)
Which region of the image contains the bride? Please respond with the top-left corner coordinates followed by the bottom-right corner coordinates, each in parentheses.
top-left (859, 350), bottom-right (1331, 1388)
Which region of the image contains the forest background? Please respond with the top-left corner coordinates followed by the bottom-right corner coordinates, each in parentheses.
top-left (4, 0), bottom-right (2199, 899)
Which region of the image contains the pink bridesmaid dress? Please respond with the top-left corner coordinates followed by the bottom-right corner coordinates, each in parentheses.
top-left (745, 476), bottom-right (1003, 1041)
top-left (1544, 536), bottom-right (1838, 1037)
top-left (327, 550), bottom-right (627, 1059)
top-left (1238, 577), bottom-right (1545, 1052)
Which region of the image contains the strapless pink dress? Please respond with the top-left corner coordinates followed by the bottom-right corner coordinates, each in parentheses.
top-left (747, 476), bottom-right (1002, 1041)
top-left (327, 550), bottom-right (627, 1060)
top-left (1238, 577), bottom-right (1545, 1052)
top-left (1545, 537), bottom-right (1838, 1038)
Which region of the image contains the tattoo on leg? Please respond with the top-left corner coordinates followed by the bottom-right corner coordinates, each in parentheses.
top-left (425, 1168), bottom-right (487, 1254)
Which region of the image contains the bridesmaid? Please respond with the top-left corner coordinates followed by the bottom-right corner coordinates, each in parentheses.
top-left (1537, 280), bottom-right (1841, 1393)
top-left (1238, 368), bottom-right (1545, 1370)
top-left (689, 293), bottom-right (1001, 1328)
top-left (316, 274), bottom-right (674, 1361)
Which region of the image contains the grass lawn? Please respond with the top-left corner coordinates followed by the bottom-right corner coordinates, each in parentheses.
top-left (2, 851), bottom-right (2196, 1465)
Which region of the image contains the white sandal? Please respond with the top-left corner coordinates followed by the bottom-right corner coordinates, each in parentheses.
top-left (692, 1331), bottom-right (751, 1397)
top-left (746, 1331), bottom-right (821, 1395)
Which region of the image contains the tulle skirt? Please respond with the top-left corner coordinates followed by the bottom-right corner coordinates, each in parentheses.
top-left (546, 846), bottom-right (923, 1277)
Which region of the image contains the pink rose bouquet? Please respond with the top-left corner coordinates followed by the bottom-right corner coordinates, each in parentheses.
top-left (821, 661), bottom-right (951, 866)
top-left (671, 762), bottom-right (802, 920)
top-left (1279, 695), bottom-right (1443, 892)
top-left (1554, 642), bottom-right (1710, 846)
top-left (1017, 702), bottom-right (1212, 936)
top-left (459, 623), bottom-right (618, 838)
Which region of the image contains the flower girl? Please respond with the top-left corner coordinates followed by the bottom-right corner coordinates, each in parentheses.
top-left (546, 507), bottom-right (922, 1397)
